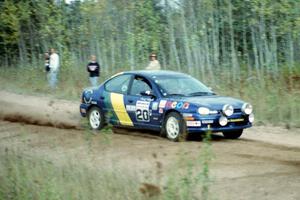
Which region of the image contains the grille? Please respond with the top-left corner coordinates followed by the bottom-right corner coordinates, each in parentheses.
top-left (234, 108), bottom-right (242, 113)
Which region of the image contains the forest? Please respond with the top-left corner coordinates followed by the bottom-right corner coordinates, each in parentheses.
top-left (1, 0), bottom-right (300, 73)
top-left (0, 0), bottom-right (300, 126)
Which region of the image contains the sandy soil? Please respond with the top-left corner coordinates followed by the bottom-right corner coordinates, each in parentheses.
top-left (0, 91), bottom-right (299, 200)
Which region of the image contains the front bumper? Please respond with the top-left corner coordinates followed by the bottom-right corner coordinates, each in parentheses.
top-left (187, 123), bottom-right (252, 133)
top-left (185, 112), bottom-right (253, 133)
top-left (80, 103), bottom-right (89, 117)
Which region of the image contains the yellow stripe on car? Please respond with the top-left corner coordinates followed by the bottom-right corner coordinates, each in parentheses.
top-left (228, 118), bottom-right (244, 122)
top-left (110, 93), bottom-right (133, 126)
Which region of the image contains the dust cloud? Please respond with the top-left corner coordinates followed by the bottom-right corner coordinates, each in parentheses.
top-left (0, 91), bottom-right (81, 129)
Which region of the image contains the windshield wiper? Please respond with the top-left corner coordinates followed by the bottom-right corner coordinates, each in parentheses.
top-left (188, 91), bottom-right (215, 96)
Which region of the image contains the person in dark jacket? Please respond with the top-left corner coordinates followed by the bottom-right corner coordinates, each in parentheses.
top-left (87, 55), bottom-right (100, 87)
top-left (44, 52), bottom-right (50, 72)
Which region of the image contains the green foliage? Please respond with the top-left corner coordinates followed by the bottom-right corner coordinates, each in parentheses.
top-left (0, 136), bottom-right (215, 200)
top-left (1, 0), bottom-right (300, 76)
top-left (0, 1), bottom-right (20, 45)
top-left (0, 150), bottom-right (143, 200)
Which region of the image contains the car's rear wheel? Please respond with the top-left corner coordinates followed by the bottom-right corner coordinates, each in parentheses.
top-left (87, 106), bottom-right (105, 130)
top-left (222, 129), bottom-right (243, 139)
top-left (162, 112), bottom-right (187, 142)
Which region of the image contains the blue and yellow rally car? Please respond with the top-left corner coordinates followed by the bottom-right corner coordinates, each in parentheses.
top-left (80, 70), bottom-right (254, 141)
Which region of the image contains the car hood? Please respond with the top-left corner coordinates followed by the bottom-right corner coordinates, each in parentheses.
top-left (182, 95), bottom-right (245, 109)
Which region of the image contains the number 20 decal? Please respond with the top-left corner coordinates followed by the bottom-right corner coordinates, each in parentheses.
top-left (136, 109), bottom-right (150, 122)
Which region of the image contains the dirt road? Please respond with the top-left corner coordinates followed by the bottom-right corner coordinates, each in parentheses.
top-left (0, 91), bottom-right (300, 200)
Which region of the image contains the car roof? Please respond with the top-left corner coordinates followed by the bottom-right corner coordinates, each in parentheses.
top-left (122, 70), bottom-right (188, 79)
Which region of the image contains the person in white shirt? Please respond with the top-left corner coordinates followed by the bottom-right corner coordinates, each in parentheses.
top-left (48, 48), bottom-right (60, 88)
top-left (145, 53), bottom-right (161, 70)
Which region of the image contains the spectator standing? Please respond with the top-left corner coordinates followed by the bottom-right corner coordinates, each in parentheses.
top-left (48, 48), bottom-right (60, 88)
top-left (87, 55), bottom-right (100, 87)
top-left (145, 53), bottom-right (161, 70)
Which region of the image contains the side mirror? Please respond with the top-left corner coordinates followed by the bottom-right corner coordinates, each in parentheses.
top-left (140, 90), bottom-right (156, 99)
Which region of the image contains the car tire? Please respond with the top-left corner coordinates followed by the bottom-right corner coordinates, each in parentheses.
top-left (87, 106), bottom-right (105, 130)
top-left (161, 112), bottom-right (187, 142)
top-left (222, 129), bottom-right (243, 139)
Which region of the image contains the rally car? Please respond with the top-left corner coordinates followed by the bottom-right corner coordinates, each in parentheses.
top-left (80, 70), bottom-right (254, 141)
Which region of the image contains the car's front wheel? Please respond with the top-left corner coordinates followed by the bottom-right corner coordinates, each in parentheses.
top-left (162, 112), bottom-right (187, 142)
top-left (87, 106), bottom-right (105, 130)
top-left (222, 129), bottom-right (243, 139)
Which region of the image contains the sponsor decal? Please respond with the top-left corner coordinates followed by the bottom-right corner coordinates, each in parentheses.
top-left (159, 100), bottom-right (167, 108)
top-left (159, 108), bottom-right (164, 113)
top-left (91, 101), bottom-right (97, 104)
top-left (202, 120), bottom-right (214, 124)
top-left (126, 105), bottom-right (136, 112)
top-left (228, 118), bottom-right (244, 122)
top-left (171, 101), bottom-right (177, 108)
top-left (136, 101), bottom-right (150, 122)
top-left (182, 113), bottom-right (193, 117)
top-left (209, 110), bottom-right (218, 114)
top-left (152, 102), bottom-right (158, 110)
top-left (140, 97), bottom-right (153, 102)
top-left (121, 85), bottom-right (128, 92)
top-left (165, 101), bottom-right (190, 110)
top-left (184, 116), bottom-right (194, 121)
top-left (186, 121), bottom-right (201, 127)
top-left (165, 101), bottom-right (172, 108)
top-left (83, 89), bottom-right (93, 104)
top-left (183, 102), bottom-right (190, 109)
top-left (80, 108), bottom-right (86, 113)
top-left (136, 101), bottom-right (150, 109)
top-left (176, 102), bottom-right (183, 109)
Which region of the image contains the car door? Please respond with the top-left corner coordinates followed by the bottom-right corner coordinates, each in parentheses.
top-left (102, 74), bottom-right (134, 126)
top-left (125, 76), bottom-right (160, 129)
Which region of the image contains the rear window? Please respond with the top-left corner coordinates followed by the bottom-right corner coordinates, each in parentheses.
top-left (104, 74), bottom-right (132, 94)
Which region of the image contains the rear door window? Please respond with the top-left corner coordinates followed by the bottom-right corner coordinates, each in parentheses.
top-left (104, 74), bottom-right (132, 94)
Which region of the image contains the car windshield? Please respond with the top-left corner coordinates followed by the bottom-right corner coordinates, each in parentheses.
top-left (153, 75), bottom-right (215, 97)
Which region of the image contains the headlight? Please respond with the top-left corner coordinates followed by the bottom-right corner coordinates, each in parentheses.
top-left (219, 116), bottom-right (228, 126)
top-left (248, 113), bottom-right (254, 123)
top-left (198, 107), bottom-right (210, 115)
top-left (222, 104), bottom-right (234, 116)
top-left (242, 103), bottom-right (253, 115)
